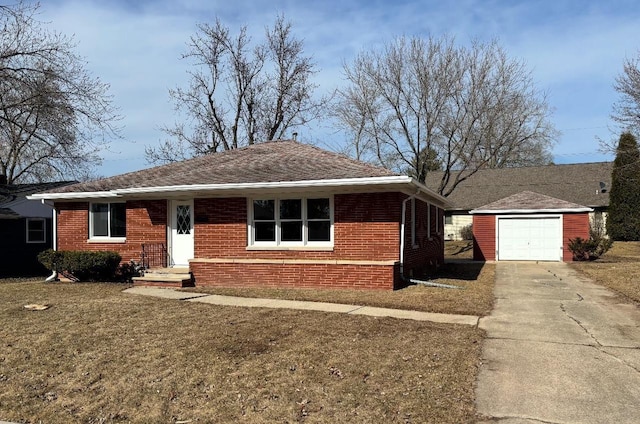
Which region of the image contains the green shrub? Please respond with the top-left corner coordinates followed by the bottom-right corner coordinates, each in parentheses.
top-left (37, 249), bottom-right (64, 271)
top-left (37, 249), bottom-right (122, 281)
top-left (459, 224), bottom-right (473, 241)
top-left (568, 233), bottom-right (612, 261)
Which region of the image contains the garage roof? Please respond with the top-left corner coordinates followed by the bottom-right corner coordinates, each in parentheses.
top-left (426, 162), bottom-right (611, 210)
top-left (470, 191), bottom-right (593, 214)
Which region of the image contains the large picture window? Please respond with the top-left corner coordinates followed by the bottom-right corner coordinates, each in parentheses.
top-left (90, 202), bottom-right (126, 239)
top-left (249, 197), bottom-right (332, 246)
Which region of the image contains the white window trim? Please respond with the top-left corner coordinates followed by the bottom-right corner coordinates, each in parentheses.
top-left (89, 201), bottom-right (126, 241)
top-left (247, 196), bottom-right (334, 249)
top-left (26, 218), bottom-right (46, 244)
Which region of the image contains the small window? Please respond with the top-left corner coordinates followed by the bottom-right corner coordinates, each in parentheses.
top-left (445, 213), bottom-right (453, 225)
top-left (90, 202), bottom-right (126, 239)
top-left (26, 218), bottom-right (46, 243)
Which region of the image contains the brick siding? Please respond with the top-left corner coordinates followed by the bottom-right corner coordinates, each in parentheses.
top-left (562, 212), bottom-right (590, 262)
top-left (55, 200), bottom-right (167, 262)
top-left (55, 193), bottom-right (445, 290)
top-left (472, 215), bottom-right (496, 261)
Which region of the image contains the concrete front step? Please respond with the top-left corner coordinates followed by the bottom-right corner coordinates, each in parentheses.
top-left (132, 267), bottom-right (194, 288)
top-left (144, 267), bottom-right (190, 275)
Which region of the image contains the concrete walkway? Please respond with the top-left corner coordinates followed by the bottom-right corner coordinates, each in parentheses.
top-left (123, 286), bottom-right (479, 326)
top-left (476, 262), bottom-right (640, 424)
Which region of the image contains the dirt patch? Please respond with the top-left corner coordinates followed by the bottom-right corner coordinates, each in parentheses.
top-left (445, 240), bottom-right (474, 260)
top-left (183, 262), bottom-right (495, 317)
top-left (0, 279), bottom-right (484, 423)
top-left (569, 241), bottom-right (640, 303)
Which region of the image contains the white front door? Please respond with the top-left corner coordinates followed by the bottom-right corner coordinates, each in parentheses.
top-left (170, 199), bottom-right (194, 266)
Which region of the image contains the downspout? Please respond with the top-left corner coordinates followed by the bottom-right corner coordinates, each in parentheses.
top-left (400, 193), bottom-right (461, 289)
top-left (42, 200), bottom-right (58, 282)
top-left (399, 193), bottom-right (417, 279)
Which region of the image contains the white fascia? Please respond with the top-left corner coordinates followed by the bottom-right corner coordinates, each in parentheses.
top-left (114, 176), bottom-right (413, 195)
top-left (470, 207), bottom-right (593, 214)
top-left (25, 175), bottom-right (452, 207)
top-left (27, 191), bottom-right (121, 201)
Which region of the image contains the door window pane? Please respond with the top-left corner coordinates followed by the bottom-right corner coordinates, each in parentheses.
top-left (176, 205), bottom-right (191, 235)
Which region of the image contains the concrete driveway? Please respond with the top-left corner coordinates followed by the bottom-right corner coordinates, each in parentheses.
top-left (476, 262), bottom-right (640, 424)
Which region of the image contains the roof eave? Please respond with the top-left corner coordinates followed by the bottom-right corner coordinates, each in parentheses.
top-left (470, 207), bottom-right (594, 214)
top-left (26, 176), bottom-right (452, 206)
top-left (27, 191), bottom-right (121, 201)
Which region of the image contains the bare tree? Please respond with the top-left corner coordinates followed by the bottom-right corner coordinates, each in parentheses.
top-left (336, 36), bottom-right (555, 196)
top-left (146, 15), bottom-right (325, 164)
top-left (612, 52), bottom-right (640, 133)
top-left (0, 1), bottom-right (119, 184)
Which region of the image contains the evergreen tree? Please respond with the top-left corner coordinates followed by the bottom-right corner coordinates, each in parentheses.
top-left (607, 132), bottom-right (640, 240)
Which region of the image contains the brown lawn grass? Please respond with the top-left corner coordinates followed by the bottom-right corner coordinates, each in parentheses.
top-left (183, 262), bottom-right (495, 317)
top-left (569, 241), bottom-right (640, 303)
top-left (445, 240), bottom-right (474, 260)
top-left (0, 278), bottom-right (485, 423)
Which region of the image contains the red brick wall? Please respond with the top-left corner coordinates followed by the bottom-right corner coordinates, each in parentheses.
top-left (193, 193), bottom-right (402, 261)
top-left (192, 193), bottom-right (444, 289)
top-left (562, 213), bottom-right (590, 262)
top-left (473, 215), bottom-right (496, 261)
top-left (55, 200), bottom-right (167, 262)
top-left (403, 200), bottom-right (445, 277)
top-left (190, 261), bottom-right (398, 290)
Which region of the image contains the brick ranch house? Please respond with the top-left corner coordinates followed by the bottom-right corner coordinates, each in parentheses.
top-left (29, 141), bottom-right (452, 290)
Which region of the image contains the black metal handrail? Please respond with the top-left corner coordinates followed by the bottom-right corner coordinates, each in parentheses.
top-left (141, 243), bottom-right (167, 269)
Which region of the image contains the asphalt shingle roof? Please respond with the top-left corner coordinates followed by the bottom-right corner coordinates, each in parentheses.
top-left (425, 162), bottom-right (612, 210)
top-left (473, 191), bottom-right (590, 212)
top-left (44, 140), bottom-right (399, 194)
top-left (0, 181), bottom-right (75, 205)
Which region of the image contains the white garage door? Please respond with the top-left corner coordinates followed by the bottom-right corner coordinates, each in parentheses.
top-left (498, 217), bottom-right (561, 261)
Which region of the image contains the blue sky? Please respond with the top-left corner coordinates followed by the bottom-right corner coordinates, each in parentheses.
top-left (40, 0), bottom-right (640, 177)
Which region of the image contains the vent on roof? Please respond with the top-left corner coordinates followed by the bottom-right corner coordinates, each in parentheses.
top-left (598, 181), bottom-right (607, 194)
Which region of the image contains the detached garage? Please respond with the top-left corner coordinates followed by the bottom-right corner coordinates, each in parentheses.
top-left (470, 191), bottom-right (592, 262)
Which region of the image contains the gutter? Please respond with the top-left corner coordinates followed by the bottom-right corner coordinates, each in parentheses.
top-left (470, 207), bottom-right (593, 214)
top-left (399, 194), bottom-right (415, 279)
top-left (26, 176), bottom-right (453, 209)
top-left (42, 199), bottom-right (58, 282)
